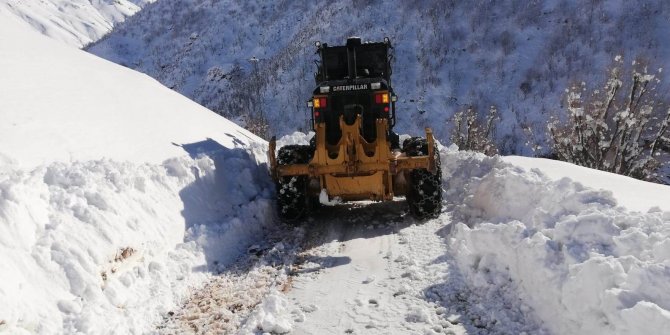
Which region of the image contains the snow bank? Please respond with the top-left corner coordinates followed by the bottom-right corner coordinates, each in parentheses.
top-left (0, 13), bottom-right (275, 334)
top-left (441, 146), bottom-right (670, 334)
top-left (504, 156), bottom-right (670, 212)
top-left (0, 151), bottom-right (274, 333)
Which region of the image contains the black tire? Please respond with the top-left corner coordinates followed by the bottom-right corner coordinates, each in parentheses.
top-left (402, 137), bottom-right (442, 218)
top-left (276, 145), bottom-right (313, 223)
top-left (389, 131), bottom-right (400, 150)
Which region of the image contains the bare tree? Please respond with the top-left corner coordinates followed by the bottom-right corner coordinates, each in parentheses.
top-left (451, 105), bottom-right (500, 156)
top-left (244, 56), bottom-right (270, 139)
top-left (549, 56), bottom-right (670, 181)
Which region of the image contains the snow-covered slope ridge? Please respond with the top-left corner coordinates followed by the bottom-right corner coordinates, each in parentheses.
top-left (504, 156), bottom-right (670, 212)
top-left (0, 13), bottom-right (273, 334)
top-left (0, 0), bottom-right (155, 48)
top-left (88, 0), bottom-right (670, 153)
top-left (0, 8), bottom-right (262, 168)
top-left (442, 146), bottom-right (670, 334)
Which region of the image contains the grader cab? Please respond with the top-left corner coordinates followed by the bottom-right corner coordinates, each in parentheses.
top-left (268, 37), bottom-right (442, 221)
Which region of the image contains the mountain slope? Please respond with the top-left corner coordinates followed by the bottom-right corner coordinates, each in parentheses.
top-left (0, 11), bottom-right (273, 334)
top-left (0, 6), bottom-right (259, 168)
top-left (0, 0), bottom-right (154, 47)
top-left (2, 2), bottom-right (670, 333)
top-left (88, 0), bottom-right (670, 153)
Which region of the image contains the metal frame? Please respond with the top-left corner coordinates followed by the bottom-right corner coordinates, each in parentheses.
top-left (269, 116), bottom-right (435, 202)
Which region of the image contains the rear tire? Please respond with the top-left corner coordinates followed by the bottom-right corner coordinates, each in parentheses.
top-left (402, 137), bottom-right (442, 218)
top-left (276, 145), bottom-right (313, 223)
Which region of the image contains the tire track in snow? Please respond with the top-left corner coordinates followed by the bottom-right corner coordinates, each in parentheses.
top-left (156, 200), bottom-right (548, 334)
top-left (281, 201), bottom-right (548, 335)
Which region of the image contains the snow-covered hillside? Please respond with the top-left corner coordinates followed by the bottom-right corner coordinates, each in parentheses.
top-left (0, 11), bottom-right (274, 334)
top-left (87, 0), bottom-right (670, 153)
top-left (0, 0), bottom-right (154, 48)
top-left (3, 2), bottom-right (670, 333)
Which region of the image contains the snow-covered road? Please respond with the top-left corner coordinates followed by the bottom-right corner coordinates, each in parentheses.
top-left (157, 145), bottom-right (670, 335)
top-left (283, 201), bottom-right (545, 335)
top-left (161, 199), bottom-right (547, 335)
top-left (287, 202), bottom-right (434, 334)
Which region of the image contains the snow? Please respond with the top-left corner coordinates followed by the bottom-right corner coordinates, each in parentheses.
top-left (504, 156), bottom-right (670, 212)
top-left (0, 10), bottom-right (261, 169)
top-left (262, 200), bottom-right (545, 335)
top-left (245, 292), bottom-right (294, 334)
top-left (237, 141), bottom-right (670, 335)
top-left (3, 1), bottom-right (670, 332)
top-left (0, 0), bottom-right (154, 48)
top-left (0, 13), bottom-right (274, 334)
top-left (159, 233), bottom-right (303, 334)
top-left (443, 145), bottom-right (670, 335)
top-left (87, 0), bottom-right (670, 155)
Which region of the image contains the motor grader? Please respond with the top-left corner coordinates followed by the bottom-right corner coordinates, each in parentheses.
top-left (268, 37), bottom-right (442, 221)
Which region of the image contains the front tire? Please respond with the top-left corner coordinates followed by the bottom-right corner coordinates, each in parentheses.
top-left (402, 137), bottom-right (442, 218)
top-left (276, 145), bottom-right (313, 223)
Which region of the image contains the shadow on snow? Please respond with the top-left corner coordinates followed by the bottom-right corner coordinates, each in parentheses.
top-left (174, 137), bottom-right (275, 271)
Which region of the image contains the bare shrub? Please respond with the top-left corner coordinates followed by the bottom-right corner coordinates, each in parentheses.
top-left (451, 105), bottom-right (500, 156)
top-left (243, 114), bottom-right (270, 140)
top-left (549, 56), bottom-right (670, 182)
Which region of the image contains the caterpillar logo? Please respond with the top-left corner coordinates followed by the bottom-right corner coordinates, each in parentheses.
top-left (332, 84), bottom-right (368, 92)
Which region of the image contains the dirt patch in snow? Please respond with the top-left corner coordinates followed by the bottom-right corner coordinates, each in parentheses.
top-left (157, 226), bottom-right (304, 334)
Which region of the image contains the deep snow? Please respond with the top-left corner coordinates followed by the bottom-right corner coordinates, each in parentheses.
top-left (441, 146), bottom-right (670, 334)
top-left (504, 156), bottom-right (670, 212)
top-left (0, 12), bottom-right (274, 334)
top-left (0, 0), bottom-right (154, 48)
top-left (0, 8), bottom-right (260, 168)
top-left (228, 135), bottom-right (670, 335)
top-left (2, 2), bottom-right (670, 334)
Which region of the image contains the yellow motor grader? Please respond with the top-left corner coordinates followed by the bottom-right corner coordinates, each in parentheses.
top-left (268, 37), bottom-right (442, 221)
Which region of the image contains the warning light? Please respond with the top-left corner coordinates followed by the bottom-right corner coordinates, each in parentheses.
top-left (313, 97), bottom-right (327, 108)
top-left (375, 93), bottom-right (389, 104)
